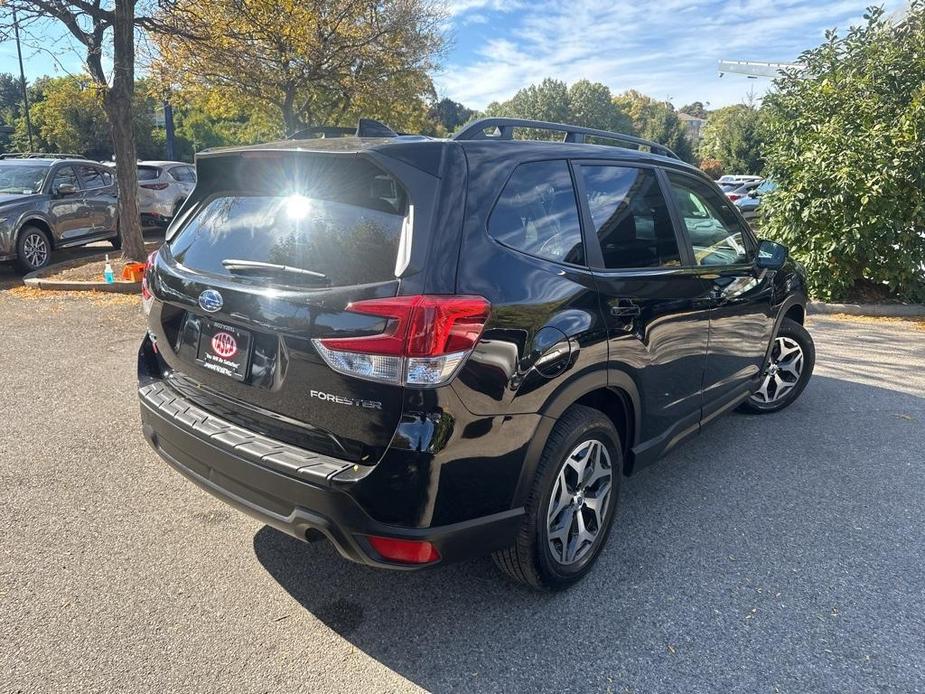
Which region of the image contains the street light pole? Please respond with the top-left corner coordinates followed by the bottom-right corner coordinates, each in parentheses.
top-left (11, 6), bottom-right (34, 151)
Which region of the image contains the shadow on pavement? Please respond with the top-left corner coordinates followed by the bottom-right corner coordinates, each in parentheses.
top-left (254, 374), bottom-right (924, 692)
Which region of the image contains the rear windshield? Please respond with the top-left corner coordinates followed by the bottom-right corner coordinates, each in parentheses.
top-left (168, 158), bottom-right (408, 287)
top-left (138, 166), bottom-right (161, 181)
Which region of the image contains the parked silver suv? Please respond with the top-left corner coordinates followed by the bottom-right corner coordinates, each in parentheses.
top-left (0, 158), bottom-right (119, 272)
top-left (137, 161), bottom-right (196, 227)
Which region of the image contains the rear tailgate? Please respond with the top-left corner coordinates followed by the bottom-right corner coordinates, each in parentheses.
top-left (146, 151), bottom-right (418, 464)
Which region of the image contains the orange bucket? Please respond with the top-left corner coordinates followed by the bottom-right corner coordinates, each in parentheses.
top-left (122, 262), bottom-right (146, 282)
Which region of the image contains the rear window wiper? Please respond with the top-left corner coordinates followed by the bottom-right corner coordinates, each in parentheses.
top-left (221, 259), bottom-right (330, 285)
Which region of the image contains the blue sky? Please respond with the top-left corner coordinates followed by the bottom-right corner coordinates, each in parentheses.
top-left (0, 1), bottom-right (908, 111)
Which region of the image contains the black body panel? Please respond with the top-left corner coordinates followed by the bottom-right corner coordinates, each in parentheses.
top-left (139, 132), bottom-right (809, 571)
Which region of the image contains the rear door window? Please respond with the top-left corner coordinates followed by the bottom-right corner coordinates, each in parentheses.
top-left (169, 159), bottom-right (409, 287)
top-left (578, 165), bottom-right (681, 269)
top-left (488, 160), bottom-right (584, 265)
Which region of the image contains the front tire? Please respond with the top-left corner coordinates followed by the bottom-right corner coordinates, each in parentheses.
top-left (493, 405), bottom-right (622, 591)
top-left (739, 317), bottom-right (815, 414)
top-left (15, 225), bottom-right (52, 273)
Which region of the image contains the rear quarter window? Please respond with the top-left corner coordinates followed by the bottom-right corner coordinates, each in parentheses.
top-left (487, 160), bottom-right (584, 266)
top-left (138, 166), bottom-right (161, 181)
top-left (168, 158), bottom-right (409, 287)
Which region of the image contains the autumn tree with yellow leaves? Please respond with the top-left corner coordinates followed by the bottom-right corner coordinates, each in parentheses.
top-left (153, 0), bottom-right (445, 136)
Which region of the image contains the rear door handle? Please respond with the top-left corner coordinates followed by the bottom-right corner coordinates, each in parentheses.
top-left (610, 301), bottom-right (641, 318)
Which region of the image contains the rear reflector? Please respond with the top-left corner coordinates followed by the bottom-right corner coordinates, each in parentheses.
top-left (141, 250), bottom-right (157, 315)
top-left (367, 536), bottom-right (440, 564)
top-left (313, 295), bottom-right (490, 387)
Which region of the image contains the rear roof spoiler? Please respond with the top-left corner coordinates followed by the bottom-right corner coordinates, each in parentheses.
top-left (287, 118), bottom-right (398, 140)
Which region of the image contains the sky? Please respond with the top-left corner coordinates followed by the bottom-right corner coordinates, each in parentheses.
top-left (0, 0), bottom-right (909, 112)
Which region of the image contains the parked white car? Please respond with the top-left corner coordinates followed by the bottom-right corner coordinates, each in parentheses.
top-left (137, 161), bottom-right (196, 226)
top-left (716, 174), bottom-right (762, 186)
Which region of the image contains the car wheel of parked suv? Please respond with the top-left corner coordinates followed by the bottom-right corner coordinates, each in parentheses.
top-left (739, 318), bottom-right (815, 414)
top-left (493, 405), bottom-right (622, 591)
top-left (15, 225), bottom-right (52, 273)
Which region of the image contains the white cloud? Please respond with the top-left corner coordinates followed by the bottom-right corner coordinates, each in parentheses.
top-left (437, 0), bottom-right (909, 109)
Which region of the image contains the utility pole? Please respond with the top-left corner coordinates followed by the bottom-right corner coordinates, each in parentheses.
top-left (11, 6), bottom-right (34, 151)
top-left (163, 100), bottom-right (176, 160)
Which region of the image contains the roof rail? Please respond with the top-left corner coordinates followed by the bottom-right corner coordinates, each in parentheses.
top-left (0, 152), bottom-right (89, 160)
top-left (452, 117), bottom-right (679, 159)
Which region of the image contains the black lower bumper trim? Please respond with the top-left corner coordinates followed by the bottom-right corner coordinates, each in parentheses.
top-left (140, 389), bottom-right (524, 569)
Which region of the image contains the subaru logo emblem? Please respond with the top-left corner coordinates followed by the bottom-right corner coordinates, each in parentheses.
top-left (198, 289), bottom-right (223, 313)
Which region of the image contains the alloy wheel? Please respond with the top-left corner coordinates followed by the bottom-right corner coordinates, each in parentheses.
top-left (751, 336), bottom-right (804, 405)
top-left (22, 232), bottom-right (49, 269)
top-left (546, 438), bottom-right (613, 566)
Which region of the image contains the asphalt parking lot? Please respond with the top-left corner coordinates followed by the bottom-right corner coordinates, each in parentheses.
top-left (1, 282), bottom-right (923, 693)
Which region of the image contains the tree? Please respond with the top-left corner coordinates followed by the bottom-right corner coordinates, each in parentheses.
top-left (153, 0), bottom-right (445, 135)
top-left (679, 101), bottom-right (708, 119)
top-left (2, 1), bottom-right (182, 261)
top-left (15, 75), bottom-right (163, 160)
top-left (762, 3), bottom-right (925, 301)
top-left (169, 90), bottom-right (280, 159)
top-left (612, 90), bottom-right (694, 162)
top-left (28, 76), bottom-right (110, 158)
top-left (427, 97), bottom-right (474, 136)
top-left (567, 79), bottom-right (633, 133)
top-left (484, 78), bottom-right (633, 137)
top-left (699, 158), bottom-right (724, 179)
top-left (698, 104), bottom-right (764, 175)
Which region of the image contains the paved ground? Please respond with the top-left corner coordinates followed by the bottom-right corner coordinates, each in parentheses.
top-left (1, 281), bottom-right (923, 693)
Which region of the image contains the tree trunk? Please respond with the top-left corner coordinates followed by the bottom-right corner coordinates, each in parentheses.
top-left (282, 85), bottom-right (303, 135)
top-left (105, 0), bottom-right (146, 262)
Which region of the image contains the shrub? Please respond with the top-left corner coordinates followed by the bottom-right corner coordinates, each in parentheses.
top-left (761, 3), bottom-right (925, 302)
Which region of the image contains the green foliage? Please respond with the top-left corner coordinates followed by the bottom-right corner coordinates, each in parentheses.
top-left (698, 104), bottom-right (765, 175)
top-left (484, 78), bottom-right (633, 138)
top-left (0, 73), bottom-right (23, 151)
top-left (762, 3), bottom-right (925, 302)
top-left (8, 75), bottom-right (164, 160)
top-left (169, 91), bottom-right (281, 159)
top-left (612, 90), bottom-right (695, 162)
top-left (427, 98), bottom-right (475, 136)
top-left (680, 101), bottom-right (709, 119)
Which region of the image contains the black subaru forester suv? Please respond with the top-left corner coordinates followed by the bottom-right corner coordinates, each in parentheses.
top-left (139, 118), bottom-right (814, 591)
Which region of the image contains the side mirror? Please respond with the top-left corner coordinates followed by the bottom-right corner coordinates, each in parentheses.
top-left (54, 182), bottom-right (77, 197)
top-left (756, 239), bottom-right (788, 270)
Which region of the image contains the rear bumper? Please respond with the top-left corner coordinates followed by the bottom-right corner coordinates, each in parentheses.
top-left (140, 212), bottom-right (172, 227)
top-left (139, 380), bottom-right (523, 569)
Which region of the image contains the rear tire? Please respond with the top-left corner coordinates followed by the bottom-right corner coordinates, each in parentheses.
top-left (15, 225), bottom-right (52, 273)
top-left (739, 317), bottom-right (815, 414)
top-left (492, 405), bottom-right (622, 591)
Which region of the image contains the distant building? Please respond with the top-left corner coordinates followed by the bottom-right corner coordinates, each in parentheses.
top-left (678, 113), bottom-right (706, 143)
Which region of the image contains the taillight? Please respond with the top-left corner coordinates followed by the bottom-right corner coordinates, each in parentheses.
top-left (727, 193), bottom-right (743, 202)
top-left (141, 250), bottom-right (157, 315)
top-left (140, 182), bottom-right (169, 190)
top-left (312, 295), bottom-right (490, 387)
top-left (367, 536), bottom-right (440, 564)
